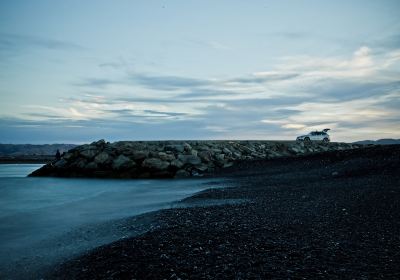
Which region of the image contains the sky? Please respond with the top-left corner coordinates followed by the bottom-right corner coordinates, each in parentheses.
top-left (0, 0), bottom-right (399, 143)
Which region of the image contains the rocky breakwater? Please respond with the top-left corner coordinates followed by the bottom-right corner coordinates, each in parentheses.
top-left (29, 140), bottom-right (360, 179)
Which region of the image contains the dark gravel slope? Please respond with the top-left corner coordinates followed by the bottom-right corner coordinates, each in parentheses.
top-left (50, 145), bottom-right (400, 279)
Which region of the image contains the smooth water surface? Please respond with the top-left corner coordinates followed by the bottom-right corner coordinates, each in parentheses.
top-left (0, 163), bottom-right (44, 177)
top-left (0, 164), bottom-right (221, 278)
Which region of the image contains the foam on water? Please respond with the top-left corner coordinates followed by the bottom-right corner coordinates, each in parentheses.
top-left (0, 164), bottom-right (221, 278)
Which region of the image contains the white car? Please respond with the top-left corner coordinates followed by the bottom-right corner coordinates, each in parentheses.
top-left (296, 129), bottom-right (330, 143)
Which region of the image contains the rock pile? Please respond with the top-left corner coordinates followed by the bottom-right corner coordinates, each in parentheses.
top-left (29, 140), bottom-right (360, 178)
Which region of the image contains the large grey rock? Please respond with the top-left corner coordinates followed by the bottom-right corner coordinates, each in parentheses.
top-left (158, 152), bottom-right (175, 162)
top-left (142, 158), bottom-right (169, 171)
top-left (194, 163), bottom-right (209, 172)
top-left (198, 151), bottom-right (212, 162)
top-left (177, 155), bottom-right (201, 165)
top-left (62, 152), bottom-right (74, 161)
top-left (80, 147), bottom-right (99, 159)
top-left (214, 154), bottom-right (225, 161)
top-left (222, 147), bottom-right (232, 155)
top-left (165, 145), bottom-right (185, 153)
top-left (174, 169), bottom-right (190, 178)
top-left (131, 150), bottom-right (149, 161)
top-left (91, 139), bottom-right (106, 147)
top-left (85, 162), bottom-right (98, 169)
top-left (170, 159), bottom-right (184, 169)
top-left (112, 155), bottom-right (136, 170)
top-left (73, 158), bottom-right (88, 169)
top-left (94, 152), bottom-right (112, 165)
top-left (183, 143), bottom-right (192, 152)
top-left (54, 159), bottom-right (67, 168)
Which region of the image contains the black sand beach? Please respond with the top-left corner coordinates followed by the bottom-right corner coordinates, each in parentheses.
top-left (50, 145), bottom-right (400, 279)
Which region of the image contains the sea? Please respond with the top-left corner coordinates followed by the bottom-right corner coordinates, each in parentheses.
top-left (0, 164), bottom-right (219, 279)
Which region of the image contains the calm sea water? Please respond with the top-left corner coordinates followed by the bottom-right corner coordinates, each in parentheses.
top-left (0, 164), bottom-right (219, 278)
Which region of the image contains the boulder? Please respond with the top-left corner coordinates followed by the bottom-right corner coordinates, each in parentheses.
top-left (198, 151), bottom-right (212, 162)
top-left (85, 162), bottom-right (98, 169)
top-left (94, 152), bottom-right (112, 165)
top-left (214, 154), bottom-right (225, 161)
top-left (62, 152), bottom-right (74, 161)
top-left (232, 151), bottom-right (242, 159)
top-left (175, 169), bottom-right (190, 178)
top-left (131, 151), bottom-right (149, 161)
top-left (73, 158), bottom-right (88, 169)
top-left (183, 143), bottom-right (192, 152)
top-left (222, 147), bottom-right (232, 155)
top-left (158, 152), bottom-right (175, 162)
top-left (54, 159), bottom-right (67, 168)
top-left (142, 158), bottom-right (169, 171)
top-left (91, 139), bottom-right (106, 147)
top-left (80, 147), bottom-right (99, 159)
top-left (194, 164), bottom-right (209, 172)
top-left (170, 159), bottom-right (184, 169)
top-left (112, 155), bottom-right (136, 170)
top-left (177, 155), bottom-right (202, 165)
top-left (165, 145), bottom-right (185, 153)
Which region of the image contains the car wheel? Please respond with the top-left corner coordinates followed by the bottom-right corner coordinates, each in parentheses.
top-left (304, 137), bottom-right (311, 143)
top-left (323, 138), bottom-right (329, 143)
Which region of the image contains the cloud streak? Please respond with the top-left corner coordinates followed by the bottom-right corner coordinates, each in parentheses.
top-left (0, 33), bottom-right (84, 57)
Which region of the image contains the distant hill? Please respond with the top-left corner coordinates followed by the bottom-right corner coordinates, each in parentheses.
top-left (0, 144), bottom-right (77, 156)
top-left (353, 139), bottom-right (400, 145)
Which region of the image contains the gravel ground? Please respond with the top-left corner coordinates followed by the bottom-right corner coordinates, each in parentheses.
top-left (50, 145), bottom-right (400, 279)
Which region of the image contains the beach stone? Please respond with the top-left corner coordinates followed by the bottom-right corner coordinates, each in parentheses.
top-left (112, 155), bottom-right (136, 170)
top-left (142, 158), bottom-right (169, 171)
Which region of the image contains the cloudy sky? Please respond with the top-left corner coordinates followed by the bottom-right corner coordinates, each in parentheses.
top-left (0, 0), bottom-right (399, 143)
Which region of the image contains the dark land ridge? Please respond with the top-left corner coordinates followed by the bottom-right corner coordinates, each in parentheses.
top-left (0, 143), bottom-right (76, 163)
top-left (50, 144), bottom-right (400, 279)
top-left (0, 143), bottom-right (76, 156)
top-left (0, 155), bottom-right (55, 164)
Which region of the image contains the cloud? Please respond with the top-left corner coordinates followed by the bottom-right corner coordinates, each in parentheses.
top-left (226, 72), bottom-right (300, 84)
top-left (0, 33), bottom-right (84, 57)
top-left (131, 73), bottom-right (213, 91)
top-left (74, 78), bottom-right (119, 88)
top-left (3, 46), bottom-right (399, 142)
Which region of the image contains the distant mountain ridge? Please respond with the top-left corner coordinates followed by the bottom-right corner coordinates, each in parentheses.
top-left (0, 144), bottom-right (77, 156)
top-left (353, 139), bottom-right (400, 145)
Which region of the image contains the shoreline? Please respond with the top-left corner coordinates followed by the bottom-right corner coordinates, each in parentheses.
top-left (48, 145), bottom-right (400, 279)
